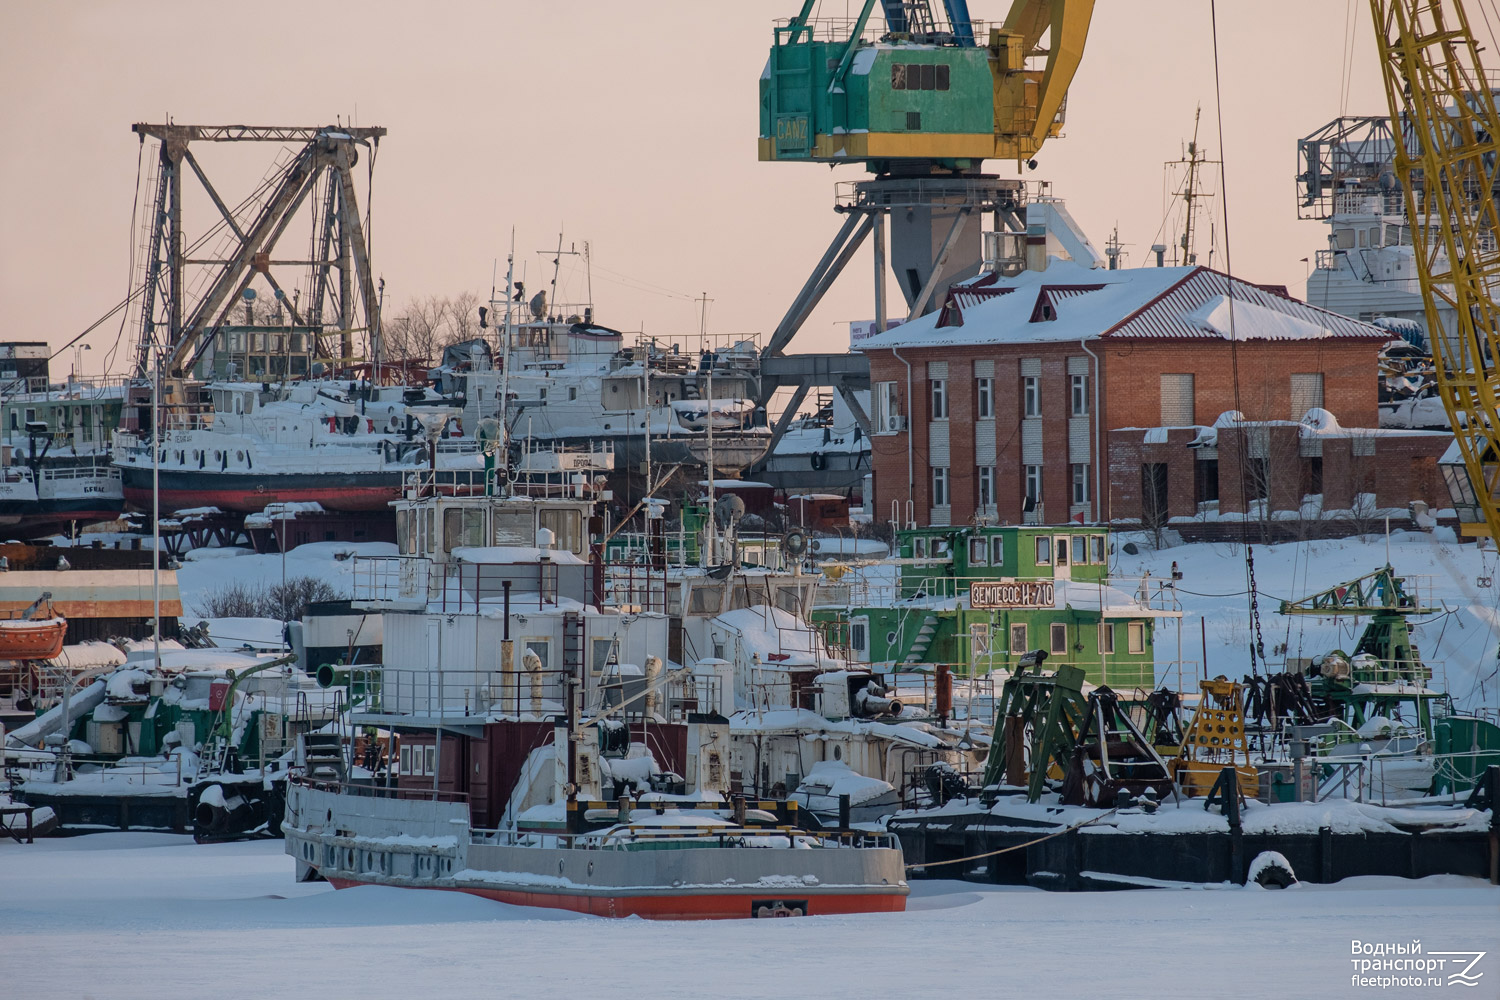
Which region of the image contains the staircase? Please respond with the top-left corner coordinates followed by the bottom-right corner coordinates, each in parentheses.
top-left (904, 614), bottom-right (940, 664)
top-left (299, 732), bottom-right (347, 783)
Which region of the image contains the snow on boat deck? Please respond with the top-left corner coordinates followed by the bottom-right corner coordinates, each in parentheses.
top-left (0, 833), bottom-right (1493, 999)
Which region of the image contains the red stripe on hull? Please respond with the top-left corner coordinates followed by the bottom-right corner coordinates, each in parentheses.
top-left (124, 485), bottom-right (400, 514)
top-left (324, 877), bottom-right (906, 920)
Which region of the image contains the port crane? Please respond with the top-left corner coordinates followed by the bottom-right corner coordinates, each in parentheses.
top-left (754, 0), bottom-right (1095, 464)
top-left (1370, 1), bottom-right (1500, 540)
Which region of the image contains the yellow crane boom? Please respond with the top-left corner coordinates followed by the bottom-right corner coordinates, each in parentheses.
top-left (1372, 0), bottom-right (1500, 538)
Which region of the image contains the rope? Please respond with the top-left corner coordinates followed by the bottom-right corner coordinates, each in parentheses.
top-left (904, 808), bottom-right (1119, 870)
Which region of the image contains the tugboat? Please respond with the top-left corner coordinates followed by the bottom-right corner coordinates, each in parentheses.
top-left (283, 470), bottom-right (908, 918)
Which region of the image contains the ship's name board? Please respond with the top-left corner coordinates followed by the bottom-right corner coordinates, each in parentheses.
top-left (970, 580), bottom-right (1055, 609)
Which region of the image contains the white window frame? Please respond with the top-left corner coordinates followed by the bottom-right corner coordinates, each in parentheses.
top-left (930, 379), bottom-right (949, 420)
top-left (976, 378), bottom-right (993, 419)
top-left (1128, 621), bottom-right (1147, 654)
top-left (1070, 374), bottom-right (1090, 416)
top-left (1071, 463), bottom-right (1091, 505)
top-left (1022, 376), bottom-right (1040, 417)
top-left (1024, 465), bottom-right (1042, 506)
top-left (968, 536), bottom-right (989, 565)
top-left (978, 466), bottom-right (996, 509)
top-left (932, 466), bottom-right (950, 507)
top-left (875, 381), bottom-right (902, 433)
top-left (990, 536), bottom-right (1005, 567)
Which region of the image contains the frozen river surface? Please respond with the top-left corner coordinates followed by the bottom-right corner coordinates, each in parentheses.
top-left (0, 833), bottom-right (1495, 999)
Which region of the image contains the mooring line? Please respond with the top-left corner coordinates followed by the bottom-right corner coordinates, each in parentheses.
top-left (903, 808), bottom-right (1120, 870)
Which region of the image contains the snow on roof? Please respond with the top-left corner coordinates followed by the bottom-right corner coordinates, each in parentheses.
top-left (451, 546), bottom-right (586, 565)
top-left (857, 261), bottom-right (1387, 350)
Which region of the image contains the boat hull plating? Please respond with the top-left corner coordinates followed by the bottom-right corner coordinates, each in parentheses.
top-left (323, 876), bottom-right (906, 920)
top-left (285, 782), bottom-right (907, 920)
top-left (121, 468), bottom-right (402, 514)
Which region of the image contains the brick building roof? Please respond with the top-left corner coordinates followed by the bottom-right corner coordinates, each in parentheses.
top-left (857, 260), bottom-right (1390, 350)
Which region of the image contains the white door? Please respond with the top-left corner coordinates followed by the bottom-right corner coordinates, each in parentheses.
top-left (1053, 535), bottom-right (1072, 580)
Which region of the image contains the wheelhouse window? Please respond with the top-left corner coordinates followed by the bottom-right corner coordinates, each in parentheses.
top-left (1050, 623), bottom-right (1068, 654)
top-left (1010, 623), bottom-right (1028, 654)
top-left (1128, 622), bottom-right (1147, 654)
top-left (1034, 536), bottom-right (1051, 565)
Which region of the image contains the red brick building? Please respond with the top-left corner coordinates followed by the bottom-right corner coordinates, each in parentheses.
top-left (857, 261), bottom-right (1399, 526)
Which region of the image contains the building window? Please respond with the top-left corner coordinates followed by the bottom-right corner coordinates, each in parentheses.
top-left (1050, 622), bottom-right (1068, 654)
top-left (1071, 463), bottom-right (1090, 505)
top-left (1160, 373), bottom-right (1195, 426)
top-left (968, 536), bottom-right (988, 565)
top-left (976, 378), bottom-right (993, 419)
top-left (930, 379), bottom-right (948, 419)
top-left (1010, 623), bottom-right (1028, 654)
top-left (1024, 465), bottom-right (1042, 509)
top-left (1195, 459), bottom-right (1220, 504)
top-left (931, 466), bottom-right (950, 507)
top-left (1099, 623), bottom-right (1115, 654)
top-left (1290, 372), bottom-right (1324, 419)
top-left (978, 466), bottom-right (996, 509)
top-left (875, 381), bottom-right (902, 433)
top-left (1034, 535), bottom-right (1051, 565)
top-left (1070, 374), bottom-right (1090, 415)
top-left (1022, 376), bottom-right (1040, 417)
top-left (1128, 622), bottom-right (1147, 654)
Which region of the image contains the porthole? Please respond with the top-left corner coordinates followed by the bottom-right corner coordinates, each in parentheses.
top-left (236, 450), bottom-right (245, 461)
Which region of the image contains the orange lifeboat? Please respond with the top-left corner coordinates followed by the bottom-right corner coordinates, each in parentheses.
top-left (0, 595), bottom-right (67, 661)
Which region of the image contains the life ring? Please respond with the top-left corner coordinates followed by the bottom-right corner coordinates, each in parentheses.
top-left (810, 452), bottom-right (827, 471)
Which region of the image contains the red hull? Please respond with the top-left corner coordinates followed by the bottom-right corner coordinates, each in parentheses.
top-left (325, 876), bottom-right (906, 920)
top-left (123, 484), bottom-right (400, 515)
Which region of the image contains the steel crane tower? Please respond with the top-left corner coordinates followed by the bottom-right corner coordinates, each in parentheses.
top-left (1371, 1), bottom-right (1500, 539)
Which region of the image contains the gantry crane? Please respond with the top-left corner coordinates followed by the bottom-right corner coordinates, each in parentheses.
top-left (131, 123), bottom-right (386, 380)
top-left (1370, 1), bottom-right (1500, 539)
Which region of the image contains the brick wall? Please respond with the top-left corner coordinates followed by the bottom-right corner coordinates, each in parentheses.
top-left (1100, 339), bottom-right (1380, 430)
top-left (867, 334), bottom-right (1408, 528)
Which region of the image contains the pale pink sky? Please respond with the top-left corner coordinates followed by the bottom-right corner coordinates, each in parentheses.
top-left (2, 2), bottom-right (1391, 377)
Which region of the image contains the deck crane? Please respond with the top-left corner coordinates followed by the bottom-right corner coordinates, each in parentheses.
top-left (1370, 1), bottom-right (1500, 539)
top-left (754, 1), bottom-right (1095, 459)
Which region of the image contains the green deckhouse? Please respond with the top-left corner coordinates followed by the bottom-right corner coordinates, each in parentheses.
top-left (816, 524), bottom-right (1174, 690)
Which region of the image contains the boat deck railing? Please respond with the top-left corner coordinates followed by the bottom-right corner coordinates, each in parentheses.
top-left (470, 824), bottom-right (898, 851)
top-left (345, 664), bottom-right (718, 727)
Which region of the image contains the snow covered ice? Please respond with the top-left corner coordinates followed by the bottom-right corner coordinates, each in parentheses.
top-left (0, 833), bottom-right (1494, 999)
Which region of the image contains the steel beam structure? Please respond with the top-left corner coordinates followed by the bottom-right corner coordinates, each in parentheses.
top-left (129, 123), bottom-right (386, 378)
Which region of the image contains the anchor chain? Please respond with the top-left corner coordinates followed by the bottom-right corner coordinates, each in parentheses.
top-left (1246, 545), bottom-right (1266, 673)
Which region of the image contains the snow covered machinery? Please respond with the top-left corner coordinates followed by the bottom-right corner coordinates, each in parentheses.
top-left (980, 658), bottom-right (1175, 806)
top-left (1168, 678), bottom-right (1258, 799)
